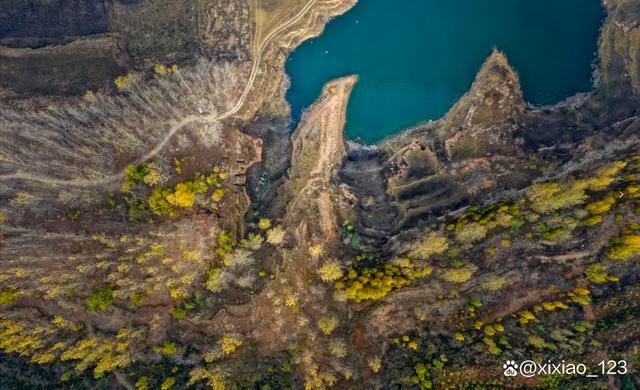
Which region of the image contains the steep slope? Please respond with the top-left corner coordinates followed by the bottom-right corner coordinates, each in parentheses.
top-left (438, 50), bottom-right (525, 161)
top-left (381, 50), bottom-right (531, 230)
top-left (597, 0), bottom-right (640, 109)
top-left (277, 75), bottom-right (356, 243)
top-left (2, 0), bottom-right (640, 388)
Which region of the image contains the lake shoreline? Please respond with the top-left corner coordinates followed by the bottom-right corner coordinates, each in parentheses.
top-left (284, 0), bottom-right (606, 144)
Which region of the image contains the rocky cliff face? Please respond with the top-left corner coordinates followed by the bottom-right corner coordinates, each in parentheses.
top-left (276, 76), bottom-right (356, 243)
top-left (438, 50), bottom-right (525, 161)
top-left (2, 0), bottom-right (640, 389)
top-left (370, 0), bottom-right (640, 235)
top-left (375, 50), bottom-right (530, 231)
top-left (597, 0), bottom-right (640, 108)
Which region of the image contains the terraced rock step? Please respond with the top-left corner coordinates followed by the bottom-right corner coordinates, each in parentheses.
top-left (340, 142), bottom-right (398, 247)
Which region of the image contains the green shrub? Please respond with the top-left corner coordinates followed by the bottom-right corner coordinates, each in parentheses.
top-left (87, 286), bottom-right (115, 311)
top-left (527, 181), bottom-right (588, 214)
top-left (121, 164), bottom-right (149, 193)
top-left (154, 341), bottom-right (178, 355)
top-left (528, 335), bottom-right (552, 350)
top-left (455, 222), bottom-right (487, 244)
top-left (170, 300), bottom-right (196, 318)
top-left (0, 289), bottom-right (20, 305)
top-left (607, 233), bottom-right (640, 259)
top-left (135, 376), bottom-right (150, 390)
top-left (318, 261), bottom-right (343, 282)
top-left (441, 265), bottom-right (476, 284)
top-left (317, 316), bottom-right (338, 335)
top-left (410, 232), bottom-right (449, 259)
top-left (411, 362), bottom-right (433, 389)
top-left (585, 264), bottom-right (618, 284)
top-left (480, 275), bottom-right (507, 291)
top-left (148, 187), bottom-right (174, 216)
top-left (161, 377), bottom-right (176, 390)
top-left (585, 194), bottom-right (616, 215)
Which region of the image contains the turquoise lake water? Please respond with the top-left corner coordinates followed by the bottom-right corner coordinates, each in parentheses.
top-left (285, 0), bottom-right (605, 143)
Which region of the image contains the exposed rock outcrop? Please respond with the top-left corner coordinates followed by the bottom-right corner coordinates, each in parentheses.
top-left (277, 75), bottom-right (357, 243)
top-left (377, 51), bottom-right (530, 231)
top-left (597, 0), bottom-right (640, 108)
top-left (2, 0), bottom-right (640, 388)
top-left (438, 50), bottom-right (525, 161)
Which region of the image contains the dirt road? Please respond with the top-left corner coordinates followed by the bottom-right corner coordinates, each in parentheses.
top-left (0, 0), bottom-right (320, 187)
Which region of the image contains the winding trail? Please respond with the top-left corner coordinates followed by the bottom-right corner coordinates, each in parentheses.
top-left (0, 0), bottom-right (319, 187)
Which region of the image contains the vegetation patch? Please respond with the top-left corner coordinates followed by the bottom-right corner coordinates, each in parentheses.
top-left (86, 286), bottom-right (115, 311)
